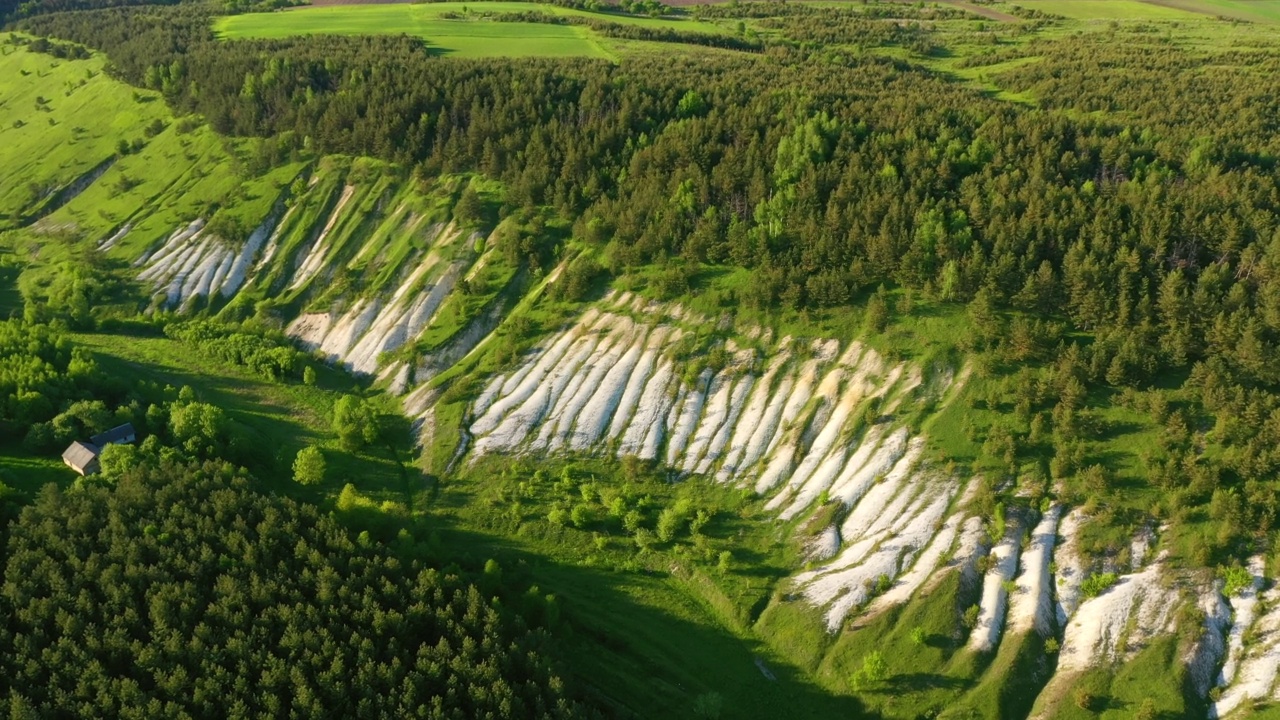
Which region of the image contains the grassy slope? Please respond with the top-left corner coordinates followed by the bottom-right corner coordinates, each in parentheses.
top-left (0, 41), bottom-right (167, 226)
top-left (433, 454), bottom-right (867, 719)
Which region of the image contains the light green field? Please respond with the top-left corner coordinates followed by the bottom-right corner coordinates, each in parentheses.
top-left (214, 3), bottom-right (726, 58)
top-left (1144, 0), bottom-right (1280, 22)
top-left (1008, 0), bottom-right (1219, 18)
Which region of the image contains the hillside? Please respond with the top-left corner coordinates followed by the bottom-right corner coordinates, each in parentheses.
top-left (4, 0), bottom-right (1280, 717)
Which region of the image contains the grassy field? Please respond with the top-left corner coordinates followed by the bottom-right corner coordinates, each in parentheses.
top-left (1142, 0), bottom-right (1280, 22)
top-left (214, 2), bottom-right (727, 58)
top-left (1005, 0), bottom-right (1208, 18)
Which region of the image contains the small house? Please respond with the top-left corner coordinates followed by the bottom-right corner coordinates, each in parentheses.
top-left (62, 423), bottom-right (138, 476)
top-left (62, 441), bottom-right (101, 476)
top-left (91, 423), bottom-right (137, 447)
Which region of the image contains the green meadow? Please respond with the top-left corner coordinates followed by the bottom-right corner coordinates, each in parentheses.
top-left (214, 2), bottom-right (727, 58)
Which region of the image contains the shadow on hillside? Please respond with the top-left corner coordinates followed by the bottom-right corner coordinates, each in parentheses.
top-left (426, 518), bottom-right (871, 720)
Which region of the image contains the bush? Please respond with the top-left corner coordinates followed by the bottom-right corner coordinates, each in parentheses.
top-left (547, 507), bottom-right (572, 526)
top-left (1220, 564), bottom-right (1254, 597)
top-left (333, 395), bottom-right (380, 450)
top-left (570, 503), bottom-right (593, 528)
top-left (22, 422), bottom-right (57, 453)
top-left (716, 550), bottom-right (733, 574)
top-left (1080, 572), bottom-right (1119, 598)
top-left (692, 692), bottom-right (723, 719)
top-left (656, 500), bottom-right (693, 543)
top-left (850, 650), bottom-right (888, 691)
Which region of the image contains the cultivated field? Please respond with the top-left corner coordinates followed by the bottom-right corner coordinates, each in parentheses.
top-left (1006, 0), bottom-right (1280, 20)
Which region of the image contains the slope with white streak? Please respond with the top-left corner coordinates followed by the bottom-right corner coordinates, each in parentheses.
top-left (457, 296), bottom-right (972, 631)
top-left (969, 518), bottom-right (1023, 652)
top-left (1008, 506), bottom-right (1061, 637)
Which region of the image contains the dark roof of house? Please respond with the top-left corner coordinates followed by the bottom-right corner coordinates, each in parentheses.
top-left (62, 441), bottom-right (101, 468)
top-left (90, 423), bottom-right (136, 447)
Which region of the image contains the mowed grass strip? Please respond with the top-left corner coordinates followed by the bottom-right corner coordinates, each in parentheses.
top-left (214, 2), bottom-right (726, 58)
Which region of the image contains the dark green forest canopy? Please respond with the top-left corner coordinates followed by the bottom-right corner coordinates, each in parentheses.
top-left (0, 458), bottom-right (592, 719)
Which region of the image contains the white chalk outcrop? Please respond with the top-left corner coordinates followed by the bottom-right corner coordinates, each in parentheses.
top-left (1008, 505), bottom-right (1061, 638)
top-left (1038, 554), bottom-right (1179, 704)
top-left (1054, 508), bottom-right (1087, 626)
top-left (969, 517), bottom-right (1023, 652)
top-left (1212, 556), bottom-right (1280, 718)
top-left (137, 214), bottom-right (283, 308)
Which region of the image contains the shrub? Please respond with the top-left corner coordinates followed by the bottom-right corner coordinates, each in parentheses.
top-left (716, 550), bottom-right (733, 574)
top-left (547, 507), bottom-right (572, 526)
top-left (1219, 564), bottom-right (1254, 597)
top-left (692, 692), bottom-right (723, 719)
top-left (622, 509), bottom-right (644, 533)
top-left (1081, 572), bottom-right (1119, 598)
top-left (850, 650), bottom-right (888, 691)
top-left (570, 503), bottom-right (593, 528)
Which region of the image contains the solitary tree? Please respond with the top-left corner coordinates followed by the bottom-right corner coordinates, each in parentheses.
top-left (293, 446), bottom-right (326, 486)
top-left (333, 395), bottom-right (378, 450)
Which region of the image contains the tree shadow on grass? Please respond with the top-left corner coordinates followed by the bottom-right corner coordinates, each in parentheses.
top-left (427, 519), bottom-right (871, 720)
top-left (879, 672), bottom-right (975, 693)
